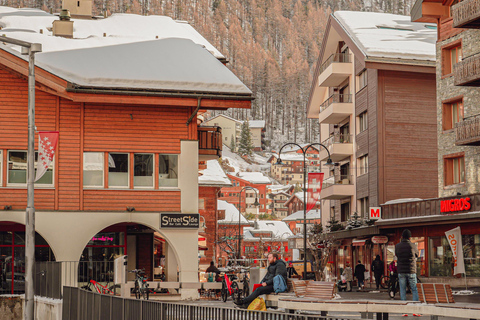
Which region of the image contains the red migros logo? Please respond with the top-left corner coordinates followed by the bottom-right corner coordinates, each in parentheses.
top-left (369, 207), bottom-right (381, 220)
top-left (441, 197), bottom-right (471, 213)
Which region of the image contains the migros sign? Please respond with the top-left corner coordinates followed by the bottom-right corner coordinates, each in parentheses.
top-left (440, 197), bottom-right (471, 213)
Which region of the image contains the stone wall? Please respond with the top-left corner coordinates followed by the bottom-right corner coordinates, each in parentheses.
top-left (0, 295), bottom-right (62, 320)
top-left (436, 29), bottom-right (480, 197)
top-left (0, 296), bottom-right (22, 320)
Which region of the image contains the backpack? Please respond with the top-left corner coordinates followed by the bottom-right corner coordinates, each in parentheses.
top-left (273, 274), bottom-right (287, 293)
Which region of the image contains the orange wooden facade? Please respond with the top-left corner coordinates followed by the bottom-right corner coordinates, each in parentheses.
top-left (218, 175), bottom-right (268, 213)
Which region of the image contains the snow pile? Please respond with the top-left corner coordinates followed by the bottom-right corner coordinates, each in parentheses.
top-left (334, 11), bottom-right (436, 61)
top-left (199, 160), bottom-right (231, 186)
top-left (217, 200), bottom-right (248, 224)
top-left (282, 209), bottom-right (321, 221)
top-left (244, 220), bottom-right (293, 240)
top-left (0, 6), bottom-right (224, 58)
top-left (452, 290), bottom-right (477, 295)
top-left (236, 172), bottom-right (271, 184)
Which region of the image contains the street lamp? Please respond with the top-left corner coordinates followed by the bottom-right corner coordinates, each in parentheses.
top-left (237, 186), bottom-right (260, 262)
top-left (276, 143), bottom-right (334, 280)
top-left (0, 36), bottom-right (42, 320)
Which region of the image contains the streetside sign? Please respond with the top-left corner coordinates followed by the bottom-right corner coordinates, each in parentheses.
top-left (440, 197), bottom-right (471, 213)
top-left (369, 207), bottom-right (382, 220)
top-left (160, 213), bottom-right (199, 228)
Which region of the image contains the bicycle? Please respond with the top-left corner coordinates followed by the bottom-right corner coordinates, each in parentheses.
top-left (380, 274), bottom-right (390, 289)
top-left (81, 279), bottom-right (116, 295)
top-left (129, 269), bottom-right (149, 300)
top-left (220, 272), bottom-right (240, 303)
top-left (237, 267), bottom-right (250, 298)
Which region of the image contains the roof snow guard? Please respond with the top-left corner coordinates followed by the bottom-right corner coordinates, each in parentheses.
top-left (7, 38), bottom-right (253, 98)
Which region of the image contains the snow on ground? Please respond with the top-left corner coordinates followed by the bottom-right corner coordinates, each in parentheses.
top-left (0, 7), bottom-right (224, 59)
top-left (198, 159), bottom-right (231, 186)
top-left (222, 145), bottom-right (271, 174)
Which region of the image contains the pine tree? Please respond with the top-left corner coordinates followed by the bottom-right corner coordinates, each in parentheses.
top-left (346, 211), bottom-right (362, 230)
top-left (326, 215), bottom-right (344, 232)
top-left (237, 120), bottom-right (254, 156)
top-left (229, 134), bottom-right (236, 151)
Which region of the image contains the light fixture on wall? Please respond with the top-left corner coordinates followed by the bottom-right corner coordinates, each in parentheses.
top-left (126, 206), bottom-right (135, 212)
top-left (3, 205), bottom-right (12, 210)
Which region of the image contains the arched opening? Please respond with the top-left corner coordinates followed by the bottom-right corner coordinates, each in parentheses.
top-left (78, 223), bottom-right (173, 291)
top-left (0, 222), bottom-right (56, 294)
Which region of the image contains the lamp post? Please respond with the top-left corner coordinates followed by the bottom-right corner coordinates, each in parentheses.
top-left (0, 36), bottom-right (42, 320)
top-left (276, 143), bottom-right (333, 280)
top-left (237, 186), bottom-right (260, 262)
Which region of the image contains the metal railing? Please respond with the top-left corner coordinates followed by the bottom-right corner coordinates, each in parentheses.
top-left (323, 174), bottom-right (353, 188)
top-left (34, 261), bottom-right (62, 299)
top-left (455, 113), bottom-right (480, 145)
top-left (319, 53), bottom-right (351, 74)
top-left (198, 126), bottom-right (222, 157)
top-left (454, 53), bottom-right (480, 86)
top-left (63, 286), bottom-right (352, 320)
top-left (452, 0), bottom-right (480, 28)
top-left (321, 133), bottom-right (353, 148)
top-left (319, 94), bottom-right (352, 114)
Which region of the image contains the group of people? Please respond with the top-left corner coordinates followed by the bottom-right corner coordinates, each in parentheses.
top-left (227, 229), bottom-right (419, 309)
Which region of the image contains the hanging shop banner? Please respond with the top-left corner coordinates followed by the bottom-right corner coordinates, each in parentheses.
top-left (160, 213), bottom-right (199, 228)
top-left (371, 236), bottom-right (388, 244)
top-left (35, 131), bottom-right (59, 182)
top-left (306, 172), bottom-right (324, 213)
top-left (445, 226), bottom-right (465, 275)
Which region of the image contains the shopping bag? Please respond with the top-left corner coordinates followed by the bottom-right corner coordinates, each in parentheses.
top-left (364, 271), bottom-right (370, 281)
top-left (341, 275), bottom-right (346, 283)
top-left (247, 297), bottom-right (267, 311)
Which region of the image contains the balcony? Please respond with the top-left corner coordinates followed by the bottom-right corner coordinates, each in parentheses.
top-left (198, 126), bottom-right (222, 160)
top-left (319, 93), bottom-right (353, 124)
top-left (321, 174), bottom-right (355, 200)
top-left (318, 53), bottom-right (352, 87)
top-left (319, 133), bottom-right (354, 162)
top-left (455, 114), bottom-right (480, 146)
top-left (454, 53), bottom-right (480, 86)
top-left (452, 0), bottom-right (480, 29)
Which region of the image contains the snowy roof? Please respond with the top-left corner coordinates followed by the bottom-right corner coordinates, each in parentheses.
top-left (0, 7), bottom-right (225, 59)
top-left (333, 11), bottom-right (436, 62)
top-left (198, 160), bottom-right (231, 186)
top-left (26, 38), bottom-right (252, 95)
top-left (267, 184), bottom-right (293, 193)
top-left (271, 153), bottom-right (305, 162)
top-left (234, 172), bottom-right (271, 184)
top-left (243, 221), bottom-right (293, 240)
top-left (217, 200), bottom-right (249, 224)
top-left (383, 198), bottom-right (423, 205)
top-left (203, 114), bottom-right (242, 124)
top-left (282, 209), bottom-right (321, 221)
top-left (244, 120), bottom-right (265, 128)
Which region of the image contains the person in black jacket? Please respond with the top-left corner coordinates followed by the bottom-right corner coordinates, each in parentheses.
top-left (371, 255), bottom-right (384, 290)
top-left (395, 229), bottom-right (419, 301)
top-left (354, 260), bottom-right (366, 291)
top-left (286, 262), bottom-right (299, 278)
top-left (234, 253), bottom-right (287, 307)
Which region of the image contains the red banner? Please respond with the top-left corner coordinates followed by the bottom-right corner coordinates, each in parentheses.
top-left (35, 131), bottom-right (59, 182)
top-left (306, 172), bottom-right (324, 213)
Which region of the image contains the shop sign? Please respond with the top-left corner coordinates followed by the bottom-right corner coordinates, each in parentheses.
top-left (371, 236), bottom-right (388, 244)
top-left (160, 213), bottom-right (199, 228)
top-left (440, 197), bottom-right (471, 213)
top-left (369, 207), bottom-right (381, 220)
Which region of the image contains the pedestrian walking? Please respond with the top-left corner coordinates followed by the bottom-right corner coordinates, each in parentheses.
top-left (342, 262), bottom-right (353, 292)
top-left (371, 255), bottom-right (384, 290)
top-left (354, 260), bottom-right (366, 291)
top-left (395, 229), bottom-right (420, 302)
top-left (388, 258), bottom-right (398, 297)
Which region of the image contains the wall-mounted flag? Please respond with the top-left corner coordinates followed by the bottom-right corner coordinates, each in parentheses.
top-left (35, 131), bottom-right (59, 182)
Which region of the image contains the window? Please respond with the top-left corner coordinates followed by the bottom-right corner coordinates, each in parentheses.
top-left (357, 70), bottom-right (367, 91)
top-left (108, 153), bottom-right (129, 188)
top-left (358, 155), bottom-right (368, 176)
top-left (358, 197), bottom-right (369, 218)
top-left (442, 99), bottom-right (463, 131)
top-left (7, 151), bottom-right (53, 186)
top-left (0, 150), bottom-right (2, 187)
top-left (84, 152), bottom-right (104, 187)
top-left (358, 112), bottom-right (368, 132)
top-left (442, 43), bottom-right (462, 76)
top-left (134, 153), bottom-right (154, 188)
top-left (341, 202), bottom-right (350, 222)
top-left (199, 198), bottom-right (205, 210)
top-left (444, 154), bottom-right (465, 186)
top-left (159, 154), bottom-right (178, 187)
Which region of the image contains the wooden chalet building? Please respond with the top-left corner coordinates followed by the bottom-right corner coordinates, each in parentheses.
top-left (0, 22), bottom-right (252, 296)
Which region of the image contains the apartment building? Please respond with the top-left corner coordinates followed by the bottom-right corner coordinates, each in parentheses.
top-left (0, 7), bottom-right (252, 297)
top-left (412, 0), bottom-right (480, 197)
top-left (248, 120), bottom-right (267, 151)
top-left (202, 114), bottom-right (242, 150)
top-left (307, 11), bottom-right (439, 229)
top-left (268, 154), bottom-right (305, 185)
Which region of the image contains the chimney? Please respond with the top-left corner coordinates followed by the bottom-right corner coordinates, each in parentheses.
top-left (61, 0), bottom-right (93, 18)
top-left (52, 9), bottom-right (74, 38)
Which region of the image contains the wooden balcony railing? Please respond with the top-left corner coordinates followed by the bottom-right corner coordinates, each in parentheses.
top-left (452, 0), bottom-right (480, 29)
top-left (198, 126), bottom-right (222, 158)
top-left (319, 53), bottom-right (351, 74)
top-left (455, 113), bottom-right (480, 146)
top-left (319, 93), bottom-right (353, 114)
top-left (454, 53), bottom-right (480, 86)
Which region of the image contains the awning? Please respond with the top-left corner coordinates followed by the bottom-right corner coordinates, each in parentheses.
top-left (352, 239), bottom-right (366, 246)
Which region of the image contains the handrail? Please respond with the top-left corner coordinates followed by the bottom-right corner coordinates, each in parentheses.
top-left (321, 133), bottom-right (353, 147)
top-left (319, 53), bottom-right (351, 74)
top-left (323, 174), bottom-right (353, 188)
top-left (319, 93), bottom-right (353, 114)
top-left (455, 113), bottom-right (480, 145)
top-left (452, 0), bottom-right (480, 28)
top-left (454, 53), bottom-right (480, 86)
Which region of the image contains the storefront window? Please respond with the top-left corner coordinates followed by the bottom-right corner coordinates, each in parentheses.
top-left (411, 237), bottom-right (426, 276)
top-left (429, 235), bottom-right (480, 277)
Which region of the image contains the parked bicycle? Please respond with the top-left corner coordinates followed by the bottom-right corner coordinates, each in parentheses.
top-left (220, 267), bottom-right (250, 303)
top-left (129, 269), bottom-right (149, 300)
top-left (81, 279), bottom-right (118, 295)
